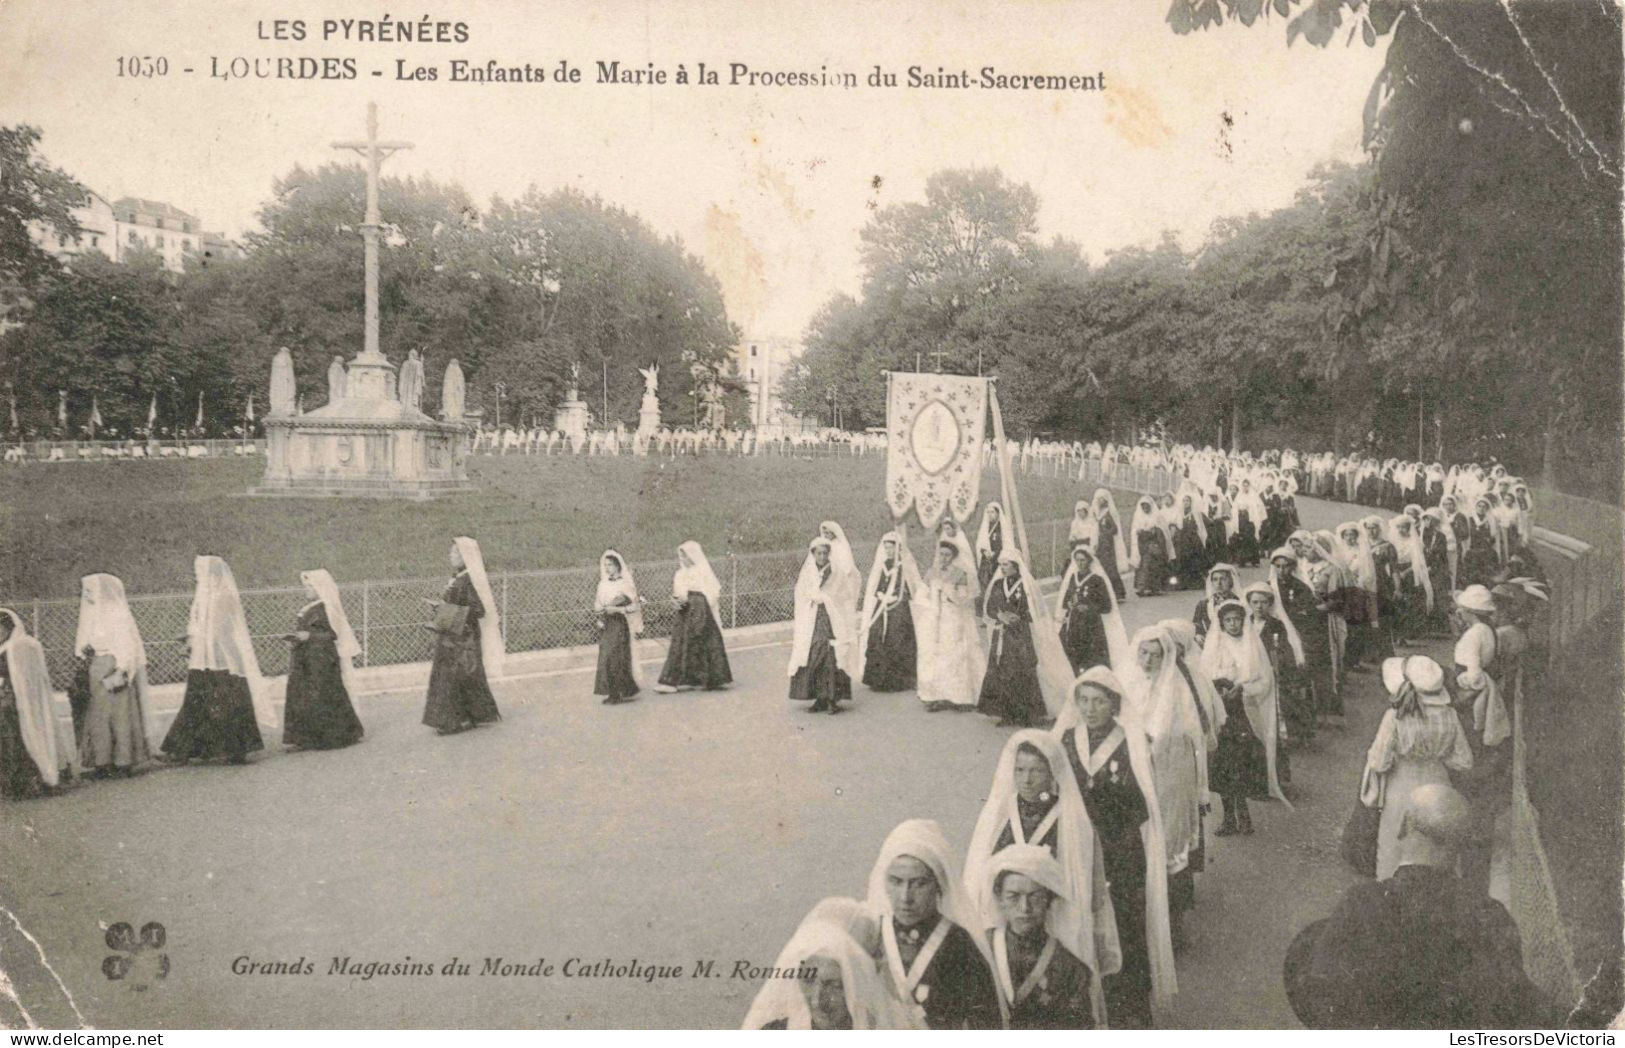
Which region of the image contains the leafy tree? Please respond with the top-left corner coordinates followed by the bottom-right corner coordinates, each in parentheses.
top-left (0, 125), bottom-right (86, 306)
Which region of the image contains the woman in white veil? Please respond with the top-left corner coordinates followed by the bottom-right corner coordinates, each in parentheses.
top-left (857, 531), bottom-right (921, 692)
top-left (655, 540), bottom-right (733, 692)
top-left (421, 538), bottom-right (503, 735)
top-left (1053, 667), bottom-right (1177, 1026)
top-left (914, 530), bottom-right (985, 711)
top-left (161, 556), bottom-right (272, 764)
top-left (0, 608), bottom-right (76, 795)
top-left (1055, 541), bottom-right (1130, 675)
top-left (283, 569), bottom-right (365, 749)
top-left (73, 573), bottom-right (153, 776)
top-left (817, 520), bottom-right (862, 597)
top-left (593, 550), bottom-right (643, 704)
top-left (1200, 599), bottom-right (1292, 809)
top-left (742, 908), bottom-right (920, 1029)
top-left (963, 730), bottom-right (1119, 1025)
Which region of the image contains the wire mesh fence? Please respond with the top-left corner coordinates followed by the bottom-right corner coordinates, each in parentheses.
top-left (13, 517), bottom-right (1094, 691)
top-left (2, 438), bottom-right (266, 462)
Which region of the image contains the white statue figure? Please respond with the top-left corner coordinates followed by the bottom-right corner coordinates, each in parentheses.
top-left (398, 348), bottom-right (425, 411)
top-left (269, 347), bottom-right (297, 416)
top-left (441, 358), bottom-right (465, 420)
top-left (567, 360), bottom-right (581, 401)
top-left (327, 355), bottom-right (348, 404)
top-left (639, 364), bottom-right (660, 397)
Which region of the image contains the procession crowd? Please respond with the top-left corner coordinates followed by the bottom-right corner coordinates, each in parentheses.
top-left (0, 438), bottom-right (1560, 1029)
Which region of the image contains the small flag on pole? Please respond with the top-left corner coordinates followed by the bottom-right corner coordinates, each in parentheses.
top-left (89, 396), bottom-right (103, 436)
top-left (195, 391), bottom-right (204, 429)
top-left (7, 390), bottom-right (17, 432)
top-left (147, 394), bottom-right (157, 429)
top-left (57, 390), bottom-right (67, 428)
top-left (246, 394), bottom-right (255, 423)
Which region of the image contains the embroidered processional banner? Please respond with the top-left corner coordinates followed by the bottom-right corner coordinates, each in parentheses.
top-left (885, 372), bottom-right (988, 528)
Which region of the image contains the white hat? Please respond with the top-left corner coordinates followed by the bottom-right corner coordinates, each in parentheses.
top-left (1455, 585), bottom-right (1496, 615)
top-left (1381, 656), bottom-right (1407, 695)
top-left (1404, 655), bottom-right (1446, 694)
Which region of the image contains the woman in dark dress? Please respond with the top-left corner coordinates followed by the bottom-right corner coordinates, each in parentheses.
top-left (0, 609), bottom-right (72, 798)
top-left (1269, 549), bottom-right (1332, 730)
top-left (789, 537), bottom-right (855, 714)
top-left (1169, 493), bottom-right (1209, 591)
top-left (283, 570), bottom-right (364, 749)
top-left (1419, 510), bottom-right (1455, 631)
top-left (1057, 667), bottom-right (1176, 1028)
top-left (1129, 497), bottom-right (1173, 598)
top-left (161, 556), bottom-right (268, 765)
top-left (421, 537), bottom-right (503, 735)
top-left (654, 540), bottom-right (733, 692)
top-left (975, 503), bottom-right (1006, 615)
top-left (1056, 543), bottom-right (1115, 674)
top-left (859, 532), bottom-right (919, 692)
top-left (1461, 496), bottom-right (1502, 588)
top-left (1203, 492), bottom-right (1230, 575)
top-left (979, 551), bottom-right (1044, 728)
top-left (1090, 489), bottom-right (1130, 603)
top-left (593, 550), bottom-right (642, 705)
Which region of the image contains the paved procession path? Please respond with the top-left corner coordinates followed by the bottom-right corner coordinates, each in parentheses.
top-left (0, 496), bottom-right (1407, 1029)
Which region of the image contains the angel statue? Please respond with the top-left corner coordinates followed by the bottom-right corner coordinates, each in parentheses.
top-left (639, 364), bottom-right (660, 397)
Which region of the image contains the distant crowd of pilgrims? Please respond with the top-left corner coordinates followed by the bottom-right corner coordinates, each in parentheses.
top-left (0, 440), bottom-right (1553, 1029)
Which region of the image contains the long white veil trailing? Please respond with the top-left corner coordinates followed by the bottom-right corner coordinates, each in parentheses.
top-left (674, 540), bottom-right (725, 633)
top-left (1052, 667), bottom-right (1178, 1016)
top-left (302, 569), bottom-right (362, 696)
top-left (188, 556), bottom-right (278, 734)
top-left (453, 536), bottom-right (505, 680)
top-left (856, 531), bottom-right (921, 670)
top-left (0, 608), bottom-right (74, 785)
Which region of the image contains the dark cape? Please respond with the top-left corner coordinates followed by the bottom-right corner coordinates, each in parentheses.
top-left (992, 931), bottom-right (1096, 1030)
top-left (658, 592), bottom-right (733, 689)
top-left (1171, 515), bottom-right (1209, 590)
top-left (1095, 513), bottom-right (1128, 601)
top-left (1209, 677), bottom-right (1267, 800)
top-left (978, 578), bottom-right (1044, 726)
top-left (282, 603), bottom-right (364, 749)
top-left (421, 571), bottom-right (502, 732)
top-left (1284, 865), bottom-right (1547, 1028)
top-left (862, 565), bottom-right (917, 692)
top-left (886, 917), bottom-right (1001, 1030)
top-left (1058, 571), bottom-right (1112, 674)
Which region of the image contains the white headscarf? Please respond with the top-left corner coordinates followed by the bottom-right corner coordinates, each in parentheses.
top-left (818, 520), bottom-right (862, 593)
top-left (858, 531), bottom-right (921, 670)
top-left (1, 608), bottom-right (74, 786)
top-left (300, 569), bottom-right (361, 695)
top-left (1123, 624), bottom-right (1209, 869)
top-left (975, 502), bottom-right (1005, 562)
top-left (1199, 600), bottom-right (1291, 807)
top-left (1091, 489), bottom-right (1130, 568)
top-left (981, 843), bottom-right (1110, 1027)
top-left (1054, 544), bottom-right (1130, 672)
top-left (75, 573), bottom-right (147, 676)
top-left (790, 536), bottom-right (858, 676)
top-left (1257, 565), bottom-right (1307, 666)
top-left (1156, 618), bottom-right (1227, 749)
top-left (963, 730), bottom-right (1120, 1006)
top-left (188, 556), bottom-right (277, 733)
top-left (453, 537), bottom-right (504, 680)
top-left (1051, 667), bottom-right (1178, 1015)
top-left (674, 540), bottom-right (724, 633)
top-left (866, 818), bottom-right (984, 943)
top-left (740, 912), bottom-right (920, 1030)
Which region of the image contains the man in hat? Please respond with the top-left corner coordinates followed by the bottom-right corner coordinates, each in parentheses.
top-left (1282, 783), bottom-right (1548, 1028)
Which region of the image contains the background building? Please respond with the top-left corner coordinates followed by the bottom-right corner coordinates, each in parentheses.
top-left (27, 189), bottom-right (116, 264)
top-left (734, 334), bottom-right (811, 433)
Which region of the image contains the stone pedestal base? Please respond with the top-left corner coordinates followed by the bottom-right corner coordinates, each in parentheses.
top-left (554, 400), bottom-right (590, 443)
top-left (253, 400), bottom-right (472, 500)
top-left (637, 395), bottom-right (662, 435)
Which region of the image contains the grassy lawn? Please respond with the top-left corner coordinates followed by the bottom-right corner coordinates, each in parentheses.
top-left (0, 453), bottom-right (1116, 600)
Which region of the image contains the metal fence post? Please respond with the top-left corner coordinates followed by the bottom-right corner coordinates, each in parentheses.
top-left (730, 554), bottom-right (739, 628)
top-left (31, 599), bottom-right (39, 638)
top-left (361, 580), bottom-right (370, 667)
top-left (500, 574), bottom-right (510, 651)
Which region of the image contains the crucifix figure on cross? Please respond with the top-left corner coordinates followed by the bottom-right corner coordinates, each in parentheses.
top-left (332, 102), bottom-right (413, 365)
top-left (929, 346), bottom-right (949, 372)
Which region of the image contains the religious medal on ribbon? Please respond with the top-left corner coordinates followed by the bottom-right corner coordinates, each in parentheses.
top-left (885, 372), bottom-right (988, 528)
